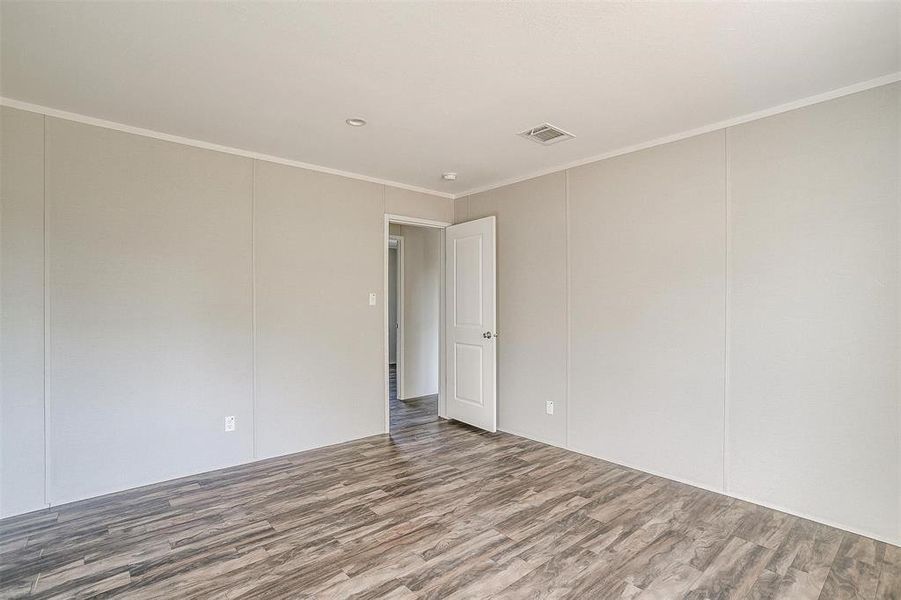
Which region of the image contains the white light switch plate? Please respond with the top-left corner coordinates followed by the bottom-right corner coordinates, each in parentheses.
top-left (546, 401), bottom-right (554, 415)
top-left (224, 416), bottom-right (236, 432)
top-left (369, 292), bottom-right (377, 306)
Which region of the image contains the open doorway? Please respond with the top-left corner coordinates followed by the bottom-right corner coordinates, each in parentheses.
top-left (384, 215), bottom-right (448, 433)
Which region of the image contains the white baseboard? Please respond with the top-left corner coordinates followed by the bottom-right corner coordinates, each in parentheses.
top-left (498, 426), bottom-right (567, 450)
top-left (558, 441), bottom-right (900, 547)
top-left (566, 444), bottom-right (728, 498)
top-left (726, 490), bottom-right (900, 548)
top-left (0, 426), bottom-right (386, 521)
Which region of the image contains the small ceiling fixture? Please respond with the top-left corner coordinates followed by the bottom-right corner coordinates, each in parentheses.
top-left (345, 118), bottom-right (367, 127)
top-left (518, 123), bottom-right (575, 145)
top-left (442, 172), bottom-right (457, 181)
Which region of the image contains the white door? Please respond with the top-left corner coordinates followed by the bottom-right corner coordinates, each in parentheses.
top-left (445, 216), bottom-right (497, 432)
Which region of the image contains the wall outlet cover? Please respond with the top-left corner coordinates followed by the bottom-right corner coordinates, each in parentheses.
top-left (224, 416), bottom-right (236, 432)
top-left (546, 401), bottom-right (554, 415)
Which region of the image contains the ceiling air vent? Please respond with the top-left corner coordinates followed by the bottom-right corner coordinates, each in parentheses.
top-left (518, 123), bottom-right (575, 146)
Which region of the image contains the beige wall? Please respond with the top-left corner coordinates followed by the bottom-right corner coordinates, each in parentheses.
top-left (456, 83), bottom-right (900, 544)
top-left (0, 107), bottom-right (452, 515)
top-left (726, 84), bottom-right (899, 539)
top-left (386, 187), bottom-right (453, 224)
top-left (568, 132), bottom-right (727, 491)
top-left (0, 107), bottom-right (45, 515)
top-left (388, 247), bottom-right (398, 364)
top-left (398, 225), bottom-right (441, 399)
top-left (45, 119), bottom-right (255, 503)
top-left (254, 162), bottom-right (385, 459)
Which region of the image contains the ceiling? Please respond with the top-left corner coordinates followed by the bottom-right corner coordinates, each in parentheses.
top-left (2, 2), bottom-right (898, 198)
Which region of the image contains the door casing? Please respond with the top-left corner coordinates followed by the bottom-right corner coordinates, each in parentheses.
top-left (388, 235), bottom-right (404, 399)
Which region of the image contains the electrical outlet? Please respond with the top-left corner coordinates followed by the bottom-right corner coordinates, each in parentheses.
top-left (546, 400), bottom-right (554, 415)
top-left (224, 416), bottom-right (236, 432)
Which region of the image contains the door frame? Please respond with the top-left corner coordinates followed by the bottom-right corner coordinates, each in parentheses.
top-left (388, 234), bottom-right (405, 399)
top-left (383, 214), bottom-right (451, 433)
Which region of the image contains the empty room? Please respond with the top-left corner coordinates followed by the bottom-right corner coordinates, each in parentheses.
top-left (0, 2), bottom-right (898, 599)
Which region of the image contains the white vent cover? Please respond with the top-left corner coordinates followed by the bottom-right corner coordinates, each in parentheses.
top-left (518, 123), bottom-right (575, 145)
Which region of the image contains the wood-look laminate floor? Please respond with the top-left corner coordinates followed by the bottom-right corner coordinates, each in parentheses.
top-left (1, 419), bottom-right (898, 599)
top-left (389, 364), bottom-right (439, 432)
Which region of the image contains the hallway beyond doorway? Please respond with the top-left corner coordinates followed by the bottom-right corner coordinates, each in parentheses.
top-left (389, 364), bottom-right (438, 432)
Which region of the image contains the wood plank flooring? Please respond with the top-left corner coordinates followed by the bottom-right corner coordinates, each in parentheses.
top-left (389, 364), bottom-right (439, 432)
top-left (1, 418), bottom-right (898, 599)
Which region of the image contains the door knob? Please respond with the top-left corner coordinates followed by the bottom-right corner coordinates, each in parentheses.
top-left (482, 331), bottom-right (498, 339)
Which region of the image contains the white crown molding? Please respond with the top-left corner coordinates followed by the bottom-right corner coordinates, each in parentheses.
top-left (5, 71), bottom-right (899, 202)
top-left (0, 97), bottom-right (455, 200)
top-left (456, 72), bottom-right (901, 199)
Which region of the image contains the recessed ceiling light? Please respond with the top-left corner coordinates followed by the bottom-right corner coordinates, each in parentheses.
top-left (442, 172), bottom-right (457, 181)
top-left (345, 118), bottom-right (367, 127)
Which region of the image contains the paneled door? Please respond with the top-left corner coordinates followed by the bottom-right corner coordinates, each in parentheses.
top-left (445, 216), bottom-right (496, 432)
